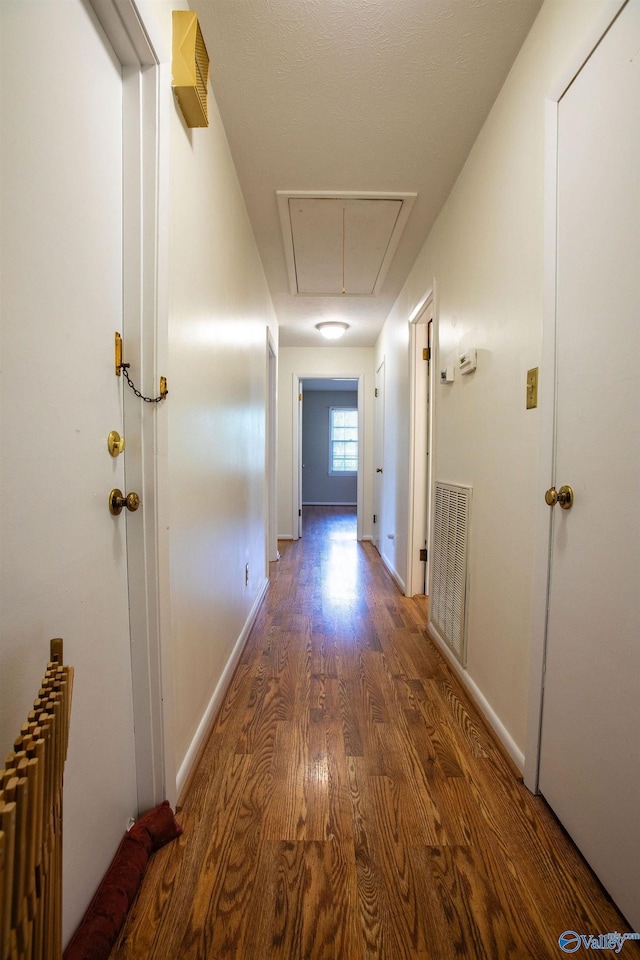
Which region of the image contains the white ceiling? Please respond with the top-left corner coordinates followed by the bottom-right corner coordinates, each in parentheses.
top-left (191, 0), bottom-right (543, 347)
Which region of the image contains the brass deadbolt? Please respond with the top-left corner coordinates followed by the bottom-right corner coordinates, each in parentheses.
top-left (109, 489), bottom-right (141, 516)
top-left (545, 485), bottom-right (574, 510)
top-left (108, 431), bottom-right (125, 457)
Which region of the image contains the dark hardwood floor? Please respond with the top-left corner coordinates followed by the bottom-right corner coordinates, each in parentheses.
top-left (110, 506), bottom-right (639, 959)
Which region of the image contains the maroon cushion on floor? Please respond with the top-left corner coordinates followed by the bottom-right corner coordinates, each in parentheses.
top-left (63, 801), bottom-right (182, 960)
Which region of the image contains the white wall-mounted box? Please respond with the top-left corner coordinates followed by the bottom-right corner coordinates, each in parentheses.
top-left (458, 349), bottom-right (477, 375)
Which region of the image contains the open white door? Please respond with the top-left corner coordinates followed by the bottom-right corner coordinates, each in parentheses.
top-left (538, 0), bottom-right (640, 929)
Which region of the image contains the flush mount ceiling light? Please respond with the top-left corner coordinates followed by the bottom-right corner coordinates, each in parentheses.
top-left (316, 321), bottom-right (349, 340)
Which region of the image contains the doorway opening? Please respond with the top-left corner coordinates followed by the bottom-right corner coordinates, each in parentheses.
top-left (293, 376), bottom-right (363, 541)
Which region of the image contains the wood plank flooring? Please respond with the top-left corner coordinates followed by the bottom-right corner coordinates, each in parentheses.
top-left (110, 507), bottom-right (639, 959)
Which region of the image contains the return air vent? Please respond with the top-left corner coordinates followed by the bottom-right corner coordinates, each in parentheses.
top-left (172, 12), bottom-right (210, 128)
top-left (277, 192), bottom-right (416, 296)
top-left (430, 482), bottom-right (472, 666)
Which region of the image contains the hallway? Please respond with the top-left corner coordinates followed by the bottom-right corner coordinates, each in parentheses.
top-left (110, 508), bottom-right (638, 959)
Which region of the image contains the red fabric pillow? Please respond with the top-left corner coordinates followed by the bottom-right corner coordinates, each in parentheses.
top-left (63, 801), bottom-right (182, 960)
top-left (131, 799), bottom-right (184, 850)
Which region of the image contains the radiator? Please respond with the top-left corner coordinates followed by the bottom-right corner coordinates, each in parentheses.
top-left (0, 639), bottom-right (74, 960)
top-left (430, 482), bottom-right (472, 665)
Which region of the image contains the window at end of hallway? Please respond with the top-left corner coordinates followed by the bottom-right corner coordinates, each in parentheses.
top-left (329, 407), bottom-right (358, 475)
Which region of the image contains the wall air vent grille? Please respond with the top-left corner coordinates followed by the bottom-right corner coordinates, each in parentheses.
top-left (430, 482), bottom-right (472, 665)
top-left (172, 12), bottom-right (210, 128)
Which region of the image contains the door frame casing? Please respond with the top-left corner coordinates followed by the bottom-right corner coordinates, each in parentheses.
top-left (293, 376), bottom-right (303, 538)
top-left (89, 0), bottom-right (175, 808)
top-left (373, 360), bottom-right (385, 553)
top-left (406, 284), bottom-right (436, 597)
top-left (266, 331), bottom-right (279, 564)
top-left (524, 0), bottom-right (628, 794)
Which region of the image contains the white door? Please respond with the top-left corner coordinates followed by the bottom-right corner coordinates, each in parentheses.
top-left (0, 1), bottom-right (138, 939)
top-left (538, 0), bottom-right (640, 929)
top-left (373, 360), bottom-right (385, 553)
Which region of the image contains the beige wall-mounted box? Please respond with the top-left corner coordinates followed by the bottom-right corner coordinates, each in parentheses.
top-left (172, 11), bottom-right (210, 128)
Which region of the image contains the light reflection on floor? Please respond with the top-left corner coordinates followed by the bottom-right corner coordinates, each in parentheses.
top-left (302, 506), bottom-right (359, 602)
top-left (323, 539), bottom-right (359, 600)
top-left (327, 529), bottom-right (356, 541)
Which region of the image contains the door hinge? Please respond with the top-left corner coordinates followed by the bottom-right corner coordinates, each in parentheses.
top-left (374, 388), bottom-right (378, 397)
top-left (299, 508), bottom-right (302, 517)
top-left (373, 514), bottom-right (377, 524)
top-left (419, 548), bottom-right (428, 561)
top-left (423, 347), bottom-right (431, 361)
top-left (299, 393), bottom-right (303, 401)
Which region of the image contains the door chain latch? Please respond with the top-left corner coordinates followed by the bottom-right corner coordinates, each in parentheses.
top-left (115, 332), bottom-right (168, 403)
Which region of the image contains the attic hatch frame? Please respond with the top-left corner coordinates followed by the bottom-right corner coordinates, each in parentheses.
top-left (277, 191), bottom-right (417, 297)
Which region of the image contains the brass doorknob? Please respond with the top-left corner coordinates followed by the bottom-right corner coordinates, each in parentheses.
top-left (109, 489), bottom-right (141, 516)
top-left (545, 485), bottom-right (574, 510)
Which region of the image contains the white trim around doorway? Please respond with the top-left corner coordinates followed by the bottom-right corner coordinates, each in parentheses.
top-left (89, 0), bottom-right (175, 810)
top-left (406, 283), bottom-right (436, 598)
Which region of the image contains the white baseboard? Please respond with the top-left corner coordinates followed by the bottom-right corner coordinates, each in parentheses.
top-left (380, 553), bottom-right (406, 595)
top-left (427, 622), bottom-right (525, 774)
top-left (176, 576), bottom-right (269, 799)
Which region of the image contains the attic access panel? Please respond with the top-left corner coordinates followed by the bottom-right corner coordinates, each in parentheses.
top-left (277, 192), bottom-right (416, 296)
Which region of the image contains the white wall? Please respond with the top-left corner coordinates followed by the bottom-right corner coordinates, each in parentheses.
top-left (278, 347), bottom-right (375, 539)
top-left (376, 0), bottom-right (618, 760)
top-left (160, 15), bottom-right (278, 780)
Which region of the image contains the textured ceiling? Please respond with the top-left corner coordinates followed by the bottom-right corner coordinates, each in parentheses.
top-left (191, 0), bottom-right (543, 346)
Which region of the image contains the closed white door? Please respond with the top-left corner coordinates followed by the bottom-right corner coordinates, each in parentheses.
top-left (538, 0), bottom-right (640, 929)
top-left (0, 1), bottom-right (138, 939)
